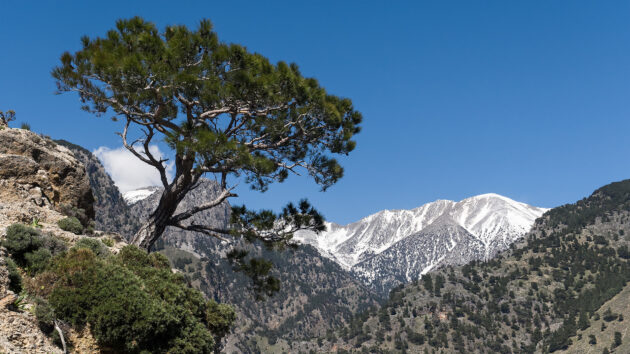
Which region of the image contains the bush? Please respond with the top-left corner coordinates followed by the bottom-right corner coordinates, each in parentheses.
top-left (45, 246), bottom-right (234, 353)
top-left (58, 204), bottom-right (90, 229)
top-left (5, 257), bottom-right (22, 293)
top-left (41, 235), bottom-right (67, 256)
top-left (101, 237), bottom-right (114, 247)
top-left (206, 299), bottom-right (236, 343)
top-left (57, 217), bottom-right (84, 235)
top-left (73, 238), bottom-right (109, 258)
top-left (3, 224), bottom-right (42, 263)
top-left (34, 297), bottom-right (55, 333)
top-left (3, 224), bottom-right (54, 275)
top-left (24, 248), bottom-right (52, 275)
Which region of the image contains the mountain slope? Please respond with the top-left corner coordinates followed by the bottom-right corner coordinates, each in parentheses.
top-left (127, 182), bottom-right (380, 353)
top-left (560, 281), bottom-right (630, 354)
top-left (307, 179), bottom-right (630, 353)
top-left (123, 186), bottom-right (161, 205)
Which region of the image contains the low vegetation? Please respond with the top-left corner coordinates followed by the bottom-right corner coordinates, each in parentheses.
top-left (2, 224), bottom-right (235, 353)
top-left (57, 217), bottom-right (84, 235)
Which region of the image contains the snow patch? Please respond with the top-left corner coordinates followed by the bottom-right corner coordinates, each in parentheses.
top-left (123, 187), bottom-right (160, 205)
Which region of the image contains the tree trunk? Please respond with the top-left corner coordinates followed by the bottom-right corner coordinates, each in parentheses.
top-left (131, 178), bottom-right (187, 251)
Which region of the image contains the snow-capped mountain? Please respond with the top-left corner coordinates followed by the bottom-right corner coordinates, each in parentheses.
top-left (123, 186), bottom-right (161, 205)
top-left (294, 193), bottom-right (548, 293)
top-left (351, 216), bottom-right (487, 293)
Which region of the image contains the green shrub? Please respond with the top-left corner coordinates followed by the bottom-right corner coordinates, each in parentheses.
top-left (101, 237), bottom-right (114, 247)
top-left (34, 297), bottom-right (55, 333)
top-left (57, 217), bottom-right (84, 235)
top-left (5, 257), bottom-right (22, 293)
top-left (20, 122), bottom-right (31, 130)
top-left (3, 224), bottom-right (42, 263)
top-left (45, 246), bottom-right (234, 353)
top-left (206, 299), bottom-right (236, 343)
top-left (3, 224), bottom-right (60, 276)
top-left (72, 238), bottom-right (109, 258)
top-left (41, 234), bottom-right (68, 256)
top-left (58, 204), bottom-right (90, 228)
top-left (24, 248), bottom-right (52, 275)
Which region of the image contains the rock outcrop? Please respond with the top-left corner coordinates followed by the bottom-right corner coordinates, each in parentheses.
top-left (55, 140), bottom-right (140, 238)
top-left (0, 128), bottom-right (94, 225)
top-left (0, 128), bottom-right (103, 353)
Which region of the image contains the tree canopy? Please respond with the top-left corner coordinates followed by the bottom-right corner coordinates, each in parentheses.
top-left (53, 17), bottom-right (362, 292)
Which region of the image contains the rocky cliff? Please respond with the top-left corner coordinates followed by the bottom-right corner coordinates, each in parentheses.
top-left (54, 140), bottom-right (140, 238)
top-left (0, 129), bottom-right (94, 226)
top-left (0, 128), bottom-right (100, 353)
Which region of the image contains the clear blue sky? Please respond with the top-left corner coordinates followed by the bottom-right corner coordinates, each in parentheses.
top-left (1, 1), bottom-right (629, 224)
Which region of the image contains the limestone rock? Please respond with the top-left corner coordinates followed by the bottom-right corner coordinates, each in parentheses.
top-left (0, 309), bottom-right (63, 353)
top-left (0, 128), bottom-right (94, 224)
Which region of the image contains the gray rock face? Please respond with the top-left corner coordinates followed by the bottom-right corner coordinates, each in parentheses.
top-left (0, 129), bottom-right (94, 224)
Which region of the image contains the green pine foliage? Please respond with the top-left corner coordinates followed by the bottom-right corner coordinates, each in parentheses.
top-left (52, 16), bottom-right (362, 253)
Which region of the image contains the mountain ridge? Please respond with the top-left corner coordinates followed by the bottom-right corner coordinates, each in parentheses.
top-left (295, 193), bottom-right (547, 293)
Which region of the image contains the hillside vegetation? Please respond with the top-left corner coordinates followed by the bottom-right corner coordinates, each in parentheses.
top-left (160, 243), bottom-right (380, 353)
top-left (318, 180), bottom-right (630, 353)
top-left (2, 223), bottom-right (235, 353)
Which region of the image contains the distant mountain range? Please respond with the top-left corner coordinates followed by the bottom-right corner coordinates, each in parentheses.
top-left (295, 194), bottom-right (548, 293)
top-left (123, 184), bottom-right (547, 295)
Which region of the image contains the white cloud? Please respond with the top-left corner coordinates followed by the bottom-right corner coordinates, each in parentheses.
top-left (93, 145), bottom-right (174, 193)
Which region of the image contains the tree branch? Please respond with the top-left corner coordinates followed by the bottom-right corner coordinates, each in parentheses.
top-left (169, 187), bottom-right (238, 223)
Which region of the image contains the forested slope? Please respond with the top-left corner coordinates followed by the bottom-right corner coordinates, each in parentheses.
top-left (320, 180), bottom-right (630, 353)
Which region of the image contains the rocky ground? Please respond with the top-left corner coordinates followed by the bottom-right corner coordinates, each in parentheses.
top-left (0, 127), bottom-right (124, 353)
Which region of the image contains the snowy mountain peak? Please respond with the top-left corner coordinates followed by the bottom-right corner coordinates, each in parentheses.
top-left (294, 193), bottom-right (548, 272)
top-left (123, 186), bottom-right (161, 205)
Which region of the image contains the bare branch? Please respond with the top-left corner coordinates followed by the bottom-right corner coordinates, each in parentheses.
top-left (170, 187), bottom-right (238, 223)
top-left (198, 104), bottom-right (288, 120)
top-left (118, 120), bottom-right (170, 188)
top-left (142, 127), bottom-right (169, 188)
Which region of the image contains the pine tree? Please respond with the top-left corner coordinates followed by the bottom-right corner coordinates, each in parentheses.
top-left (52, 17), bottom-right (361, 293)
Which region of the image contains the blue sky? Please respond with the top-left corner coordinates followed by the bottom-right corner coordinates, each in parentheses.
top-left (1, 1), bottom-right (629, 224)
